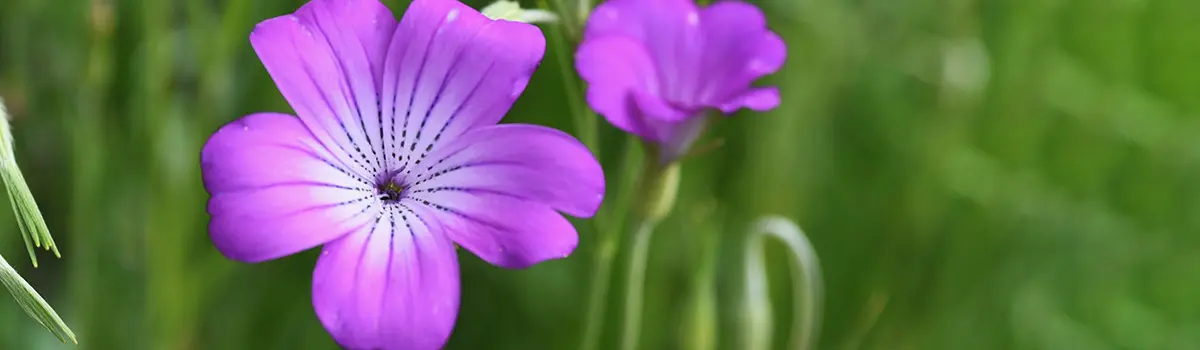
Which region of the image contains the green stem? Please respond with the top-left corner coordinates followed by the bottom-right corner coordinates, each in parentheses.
top-left (681, 212), bottom-right (720, 350)
top-left (619, 217), bottom-right (659, 350)
top-left (619, 146), bottom-right (680, 350)
top-left (549, 0), bottom-right (580, 39)
top-left (579, 136), bottom-right (640, 350)
top-left (578, 225), bottom-right (618, 350)
top-left (540, 0), bottom-right (599, 156)
top-left (742, 216), bottom-right (824, 350)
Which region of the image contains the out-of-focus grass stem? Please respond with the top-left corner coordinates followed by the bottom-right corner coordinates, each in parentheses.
top-left (681, 204), bottom-right (720, 350)
top-left (618, 217), bottom-right (658, 350)
top-left (579, 135), bottom-right (641, 350)
top-left (138, 0), bottom-right (190, 348)
top-left (538, 0), bottom-right (599, 156)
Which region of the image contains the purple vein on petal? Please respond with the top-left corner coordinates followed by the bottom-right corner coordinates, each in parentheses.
top-left (412, 41), bottom-right (513, 177)
top-left (287, 111), bottom-right (374, 182)
top-left (405, 146), bottom-right (471, 185)
top-left (255, 194), bottom-right (378, 220)
top-left (221, 181), bottom-right (370, 194)
top-left (307, 16), bottom-right (382, 173)
top-left (398, 203), bottom-right (435, 240)
top-left (380, 209), bottom-right (399, 337)
top-left (319, 6), bottom-right (389, 162)
top-left (383, 31), bottom-right (414, 169)
top-left (408, 186), bottom-right (533, 202)
top-left (290, 21), bottom-right (377, 175)
top-left (276, 143), bottom-right (372, 187)
top-left (348, 213), bottom-right (384, 337)
top-left (209, 193), bottom-right (375, 219)
top-left (411, 159), bottom-right (533, 187)
top-left (421, 62), bottom-right (498, 176)
top-left (408, 24), bottom-right (489, 171)
top-left (396, 15), bottom-right (453, 174)
top-left (281, 29), bottom-right (376, 178)
top-left (406, 195), bottom-right (512, 234)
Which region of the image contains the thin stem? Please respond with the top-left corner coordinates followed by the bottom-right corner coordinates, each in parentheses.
top-left (681, 215), bottom-right (720, 350)
top-left (579, 136), bottom-right (640, 350)
top-left (539, 0), bottom-right (599, 155)
top-left (619, 218), bottom-right (659, 350)
top-left (551, 31), bottom-right (597, 154)
top-left (619, 146), bottom-right (679, 350)
top-left (549, 0), bottom-right (578, 37)
top-left (578, 228), bottom-right (618, 350)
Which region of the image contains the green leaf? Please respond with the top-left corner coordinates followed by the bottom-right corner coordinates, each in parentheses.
top-left (0, 254), bottom-right (76, 344)
top-left (0, 97), bottom-right (77, 344)
top-left (0, 97), bottom-right (61, 266)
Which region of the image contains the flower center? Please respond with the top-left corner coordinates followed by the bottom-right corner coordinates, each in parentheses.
top-left (378, 179), bottom-right (405, 202)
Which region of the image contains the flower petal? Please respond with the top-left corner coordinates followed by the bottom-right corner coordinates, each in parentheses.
top-left (202, 113), bottom-right (379, 263)
top-left (579, 0), bottom-right (784, 114)
top-left (693, 2), bottom-right (786, 110)
top-left (298, 0), bottom-right (399, 85)
top-left (250, 0), bottom-right (399, 179)
top-left (573, 36), bottom-right (692, 144)
top-left (582, 0), bottom-right (697, 49)
top-left (313, 205), bottom-right (459, 350)
top-left (582, 0), bottom-right (704, 104)
top-left (657, 114), bottom-right (710, 162)
top-left (406, 124), bottom-right (604, 268)
top-left (379, 0), bottom-right (545, 174)
top-left (410, 194), bottom-right (577, 270)
top-left (575, 36), bottom-right (661, 140)
top-left (717, 87), bottom-right (780, 114)
top-left (632, 90), bottom-right (690, 122)
top-left (412, 124), bottom-right (605, 217)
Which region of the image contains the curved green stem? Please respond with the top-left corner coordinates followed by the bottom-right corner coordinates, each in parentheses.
top-left (742, 215), bottom-right (824, 350)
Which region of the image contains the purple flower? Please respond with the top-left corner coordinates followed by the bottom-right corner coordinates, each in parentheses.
top-left (200, 0), bottom-right (604, 348)
top-left (575, 0), bottom-right (786, 162)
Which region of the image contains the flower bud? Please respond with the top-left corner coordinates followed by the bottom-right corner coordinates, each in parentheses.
top-left (481, 1), bottom-right (559, 24)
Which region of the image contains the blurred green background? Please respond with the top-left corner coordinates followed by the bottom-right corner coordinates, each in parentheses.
top-left (3, 0), bottom-right (1200, 349)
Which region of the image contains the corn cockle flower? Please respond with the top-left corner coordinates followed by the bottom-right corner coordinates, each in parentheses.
top-left (575, 0), bottom-right (786, 163)
top-left (573, 2), bottom-right (785, 350)
top-left (200, 0), bottom-right (605, 348)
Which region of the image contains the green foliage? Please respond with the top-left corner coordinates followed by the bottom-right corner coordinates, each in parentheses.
top-left (1, 0), bottom-right (1199, 349)
top-left (0, 99), bottom-right (74, 343)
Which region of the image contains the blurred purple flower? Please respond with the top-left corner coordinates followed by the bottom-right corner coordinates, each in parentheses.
top-left (199, 0), bottom-right (604, 348)
top-left (575, 0), bottom-right (786, 162)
